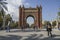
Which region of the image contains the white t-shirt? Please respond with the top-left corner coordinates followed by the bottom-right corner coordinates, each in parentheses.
top-left (8, 21), bottom-right (10, 26)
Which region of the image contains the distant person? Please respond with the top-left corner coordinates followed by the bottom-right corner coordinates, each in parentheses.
top-left (21, 25), bottom-right (24, 31)
top-left (35, 25), bottom-right (38, 31)
top-left (33, 25), bottom-right (36, 31)
top-left (6, 21), bottom-right (10, 32)
top-left (46, 23), bottom-right (52, 37)
top-left (58, 23), bottom-right (60, 30)
top-left (33, 25), bottom-right (38, 31)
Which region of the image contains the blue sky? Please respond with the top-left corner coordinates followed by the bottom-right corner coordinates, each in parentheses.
top-left (6, 0), bottom-right (60, 25)
top-left (23, 0), bottom-right (60, 25)
top-left (24, 0), bottom-right (60, 21)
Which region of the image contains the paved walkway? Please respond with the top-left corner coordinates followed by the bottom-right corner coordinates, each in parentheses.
top-left (0, 29), bottom-right (60, 40)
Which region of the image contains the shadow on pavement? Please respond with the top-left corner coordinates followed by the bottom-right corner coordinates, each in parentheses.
top-left (40, 34), bottom-right (60, 40)
top-left (24, 34), bottom-right (43, 40)
top-left (24, 34), bottom-right (60, 40)
top-left (0, 35), bottom-right (22, 40)
top-left (0, 34), bottom-right (60, 40)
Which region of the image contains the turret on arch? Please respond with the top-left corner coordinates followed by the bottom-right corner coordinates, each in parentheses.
top-left (19, 5), bottom-right (42, 28)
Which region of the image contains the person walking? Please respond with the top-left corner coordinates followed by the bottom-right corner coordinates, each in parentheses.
top-left (46, 23), bottom-right (52, 37)
top-left (33, 25), bottom-right (36, 31)
top-left (58, 23), bottom-right (60, 30)
top-left (6, 21), bottom-right (10, 32)
top-left (21, 25), bottom-right (23, 31)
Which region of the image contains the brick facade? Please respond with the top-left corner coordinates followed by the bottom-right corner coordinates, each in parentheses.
top-left (19, 5), bottom-right (42, 28)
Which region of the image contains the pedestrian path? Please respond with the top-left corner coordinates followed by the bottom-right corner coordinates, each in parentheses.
top-left (0, 29), bottom-right (60, 40)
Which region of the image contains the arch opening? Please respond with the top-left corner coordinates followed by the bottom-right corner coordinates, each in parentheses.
top-left (26, 15), bottom-right (35, 27)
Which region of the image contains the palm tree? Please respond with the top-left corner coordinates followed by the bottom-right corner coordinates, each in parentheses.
top-left (5, 14), bottom-right (12, 26)
top-left (0, 0), bottom-right (7, 10)
top-left (0, 0), bottom-right (7, 29)
top-left (0, 11), bottom-right (3, 28)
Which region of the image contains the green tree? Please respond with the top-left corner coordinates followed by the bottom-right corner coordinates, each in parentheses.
top-left (58, 12), bottom-right (60, 16)
top-left (10, 21), bottom-right (18, 29)
top-left (5, 14), bottom-right (12, 26)
top-left (43, 21), bottom-right (51, 28)
top-left (44, 21), bottom-right (50, 26)
top-left (52, 21), bottom-right (57, 28)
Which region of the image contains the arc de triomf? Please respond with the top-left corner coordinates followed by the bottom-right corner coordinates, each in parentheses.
top-left (19, 5), bottom-right (42, 28)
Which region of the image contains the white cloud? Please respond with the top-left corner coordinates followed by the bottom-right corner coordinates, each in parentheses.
top-left (6, 0), bottom-right (30, 21)
top-left (24, 3), bottom-right (30, 7)
top-left (6, 0), bottom-right (26, 21)
top-left (25, 3), bottom-right (30, 6)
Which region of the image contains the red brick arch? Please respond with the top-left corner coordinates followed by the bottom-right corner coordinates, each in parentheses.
top-left (19, 5), bottom-right (42, 28)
